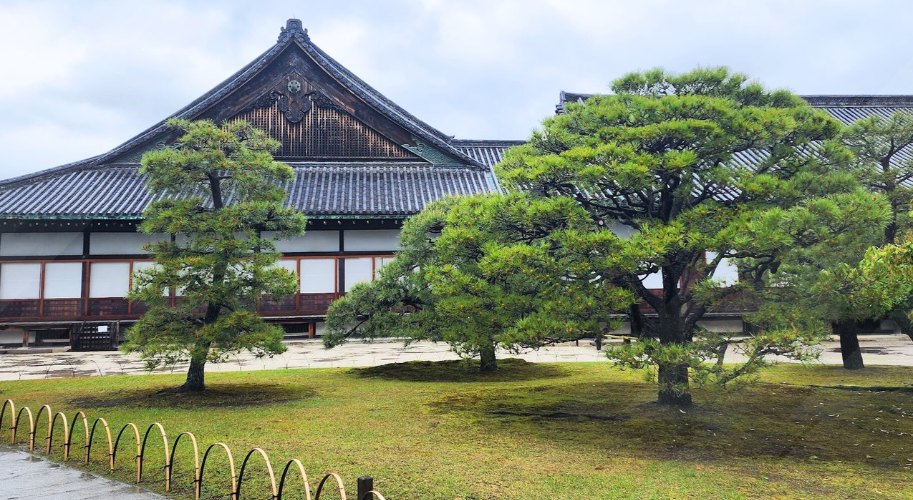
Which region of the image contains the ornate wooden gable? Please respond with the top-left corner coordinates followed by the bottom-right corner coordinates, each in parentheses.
top-left (225, 73), bottom-right (419, 160)
top-left (104, 20), bottom-right (475, 166)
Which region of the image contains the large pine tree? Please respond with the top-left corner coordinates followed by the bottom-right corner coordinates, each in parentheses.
top-left (497, 68), bottom-right (861, 405)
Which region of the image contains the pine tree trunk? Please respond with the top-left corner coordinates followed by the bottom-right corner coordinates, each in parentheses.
top-left (657, 363), bottom-right (692, 406)
top-left (479, 344), bottom-right (497, 372)
top-left (629, 304), bottom-right (644, 337)
top-left (834, 320), bottom-right (864, 370)
top-left (181, 355), bottom-right (206, 391)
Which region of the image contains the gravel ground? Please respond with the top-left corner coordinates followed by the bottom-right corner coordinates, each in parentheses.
top-left (0, 334), bottom-right (911, 381)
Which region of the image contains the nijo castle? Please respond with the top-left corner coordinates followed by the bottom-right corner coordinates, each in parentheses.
top-left (0, 19), bottom-right (907, 349)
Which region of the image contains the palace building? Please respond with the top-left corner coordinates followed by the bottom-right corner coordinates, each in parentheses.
top-left (0, 19), bottom-right (519, 348)
top-left (0, 19), bottom-right (910, 349)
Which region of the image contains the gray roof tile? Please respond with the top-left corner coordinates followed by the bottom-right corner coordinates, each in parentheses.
top-left (0, 162), bottom-right (494, 219)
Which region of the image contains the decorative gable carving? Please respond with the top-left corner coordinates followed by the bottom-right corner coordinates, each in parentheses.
top-left (243, 73), bottom-right (339, 124)
top-left (231, 74), bottom-right (420, 160)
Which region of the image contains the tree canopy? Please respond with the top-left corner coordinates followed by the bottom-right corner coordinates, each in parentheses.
top-left (123, 119), bottom-right (306, 391)
top-left (497, 67), bottom-right (865, 405)
top-left (828, 113), bottom-right (913, 366)
top-left (331, 67), bottom-right (897, 405)
top-left (325, 192), bottom-right (632, 371)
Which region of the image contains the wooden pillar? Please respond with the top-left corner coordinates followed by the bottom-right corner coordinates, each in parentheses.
top-left (307, 322), bottom-right (315, 339)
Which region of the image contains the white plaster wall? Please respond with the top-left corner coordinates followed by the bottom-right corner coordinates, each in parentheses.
top-left (43, 262), bottom-right (83, 298)
top-left (707, 252), bottom-right (739, 285)
top-left (344, 257), bottom-right (374, 291)
top-left (273, 259), bottom-right (297, 273)
top-left (609, 222), bottom-right (664, 288)
top-left (89, 262), bottom-right (130, 298)
top-left (0, 233), bottom-right (83, 257)
top-left (344, 230), bottom-right (401, 252)
top-left (375, 256), bottom-right (395, 273)
top-left (696, 318), bottom-right (744, 333)
top-left (263, 230), bottom-right (340, 253)
top-left (641, 272), bottom-right (664, 289)
top-left (0, 263), bottom-right (41, 299)
top-left (300, 258), bottom-right (336, 293)
top-left (90, 233), bottom-right (166, 255)
top-left (608, 221), bottom-right (637, 239)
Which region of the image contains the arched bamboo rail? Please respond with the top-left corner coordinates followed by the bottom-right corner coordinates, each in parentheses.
top-left (140, 422), bottom-right (170, 489)
top-left (32, 404), bottom-right (53, 452)
top-left (200, 442), bottom-right (237, 500)
top-left (278, 458), bottom-right (312, 500)
top-left (113, 422), bottom-right (142, 482)
top-left (13, 406), bottom-right (33, 448)
top-left (0, 399), bottom-right (15, 445)
top-left (314, 472), bottom-right (347, 500)
top-left (167, 431), bottom-right (201, 498)
top-left (67, 411), bottom-right (89, 463)
top-left (47, 411), bottom-right (70, 458)
top-left (237, 447), bottom-right (279, 499)
top-left (0, 400), bottom-right (384, 499)
top-left (87, 417), bottom-right (114, 468)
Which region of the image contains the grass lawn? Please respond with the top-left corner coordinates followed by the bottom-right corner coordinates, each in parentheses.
top-left (1, 360), bottom-right (912, 499)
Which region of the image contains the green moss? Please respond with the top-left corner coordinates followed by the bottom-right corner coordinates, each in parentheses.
top-left (1, 362), bottom-right (911, 498)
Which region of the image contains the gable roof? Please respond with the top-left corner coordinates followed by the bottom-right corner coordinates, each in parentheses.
top-left (0, 19), bottom-right (487, 190)
top-left (0, 20), bottom-right (524, 220)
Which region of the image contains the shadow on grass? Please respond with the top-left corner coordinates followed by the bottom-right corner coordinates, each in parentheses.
top-left (431, 378), bottom-right (913, 469)
top-left (352, 358), bottom-right (568, 383)
top-left (68, 383), bottom-right (316, 409)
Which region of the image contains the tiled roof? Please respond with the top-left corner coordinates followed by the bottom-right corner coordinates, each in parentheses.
top-left (553, 92), bottom-right (913, 202)
top-left (453, 140), bottom-right (524, 168)
top-left (557, 92), bottom-right (913, 122)
top-left (802, 95), bottom-right (913, 124)
top-left (0, 163), bottom-right (494, 219)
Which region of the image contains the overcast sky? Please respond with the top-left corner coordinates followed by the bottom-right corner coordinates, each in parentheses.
top-left (2, 0), bottom-right (912, 177)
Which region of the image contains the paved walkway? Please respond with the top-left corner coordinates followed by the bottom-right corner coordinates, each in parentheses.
top-left (0, 448), bottom-right (163, 499)
top-left (0, 335), bottom-right (912, 381)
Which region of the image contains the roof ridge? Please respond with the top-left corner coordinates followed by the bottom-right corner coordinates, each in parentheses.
top-left (452, 139), bottom-right (526, 145)
top-left (0, 156), bottom-right (101, 189)
top-left (801, 95), bottom-right (913, 107)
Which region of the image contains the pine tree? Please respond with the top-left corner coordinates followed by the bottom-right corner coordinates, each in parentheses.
top-left (497, 68), bottom-right (859, 405)
top-left (325, 193), bottom-right (631, 371)
top-left (123, 119), bottom-right (305, 391)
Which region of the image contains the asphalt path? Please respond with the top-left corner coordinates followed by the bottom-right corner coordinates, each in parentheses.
top-left (0, 448), bottom-right (163, 499)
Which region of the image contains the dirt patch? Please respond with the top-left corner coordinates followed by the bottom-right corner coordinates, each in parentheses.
top-left (777, 383), bottom-right (913, 393)
top-left (352, 358), bottom-right (567, 383)
top-left (68, 383), bottom-right (316, 409)
top-left (487, 408), bottom-right (628, 421)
